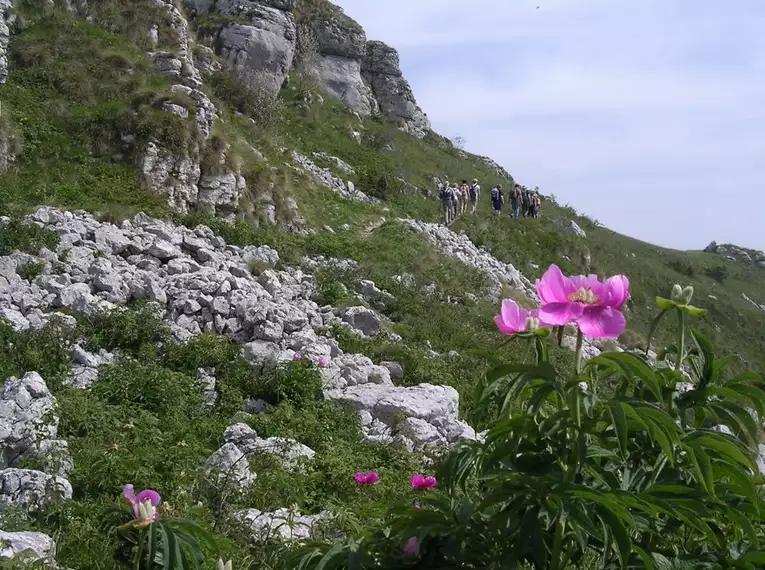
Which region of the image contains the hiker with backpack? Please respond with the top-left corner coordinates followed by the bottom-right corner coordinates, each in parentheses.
top-left (491, 185), bottom-right (504, 218)
top-left (469, 178), bottom-right (480, 214)
top-left (439, 181), bottom-right (454, 226)
top-left (510, 184), bottom-right (521, 219)
top-left (533, 193), bottom-right (541, 218)
top-left (459, 180), bottom-right (470, 215)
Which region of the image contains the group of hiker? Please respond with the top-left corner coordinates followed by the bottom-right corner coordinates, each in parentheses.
top-left (436, 178), bottom-right (542, 226)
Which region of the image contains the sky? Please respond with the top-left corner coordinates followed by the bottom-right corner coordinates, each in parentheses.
top-left (335, 0), bottom-right (765, 251)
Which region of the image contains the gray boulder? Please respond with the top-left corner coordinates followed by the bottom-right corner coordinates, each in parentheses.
top-left (0, 530), bottom-right (57, 567)
top-left (236, 508), bottom-right (329, 543)
top-left (216, 0), bottom-right (297, 97)
top-left (0, 468), bottom-right (73, 511)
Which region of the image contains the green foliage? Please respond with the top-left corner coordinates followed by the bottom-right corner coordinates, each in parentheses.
top-left (287, 309), bottom-right (765, 569)
top-left (704, 264), bottom-right (729, 284)
top-left (256, 360), bottom-right (323, 407)
top-left (0, 316), bottom-right (74, 389)
top-left (81, 303), bottom-right (171, 354)
top-left (117, 517), bottom-right (218, 570)
top-left (16, 259), bottom-right (46, 281)
top-left (0, 217), bottom-right (59, 254)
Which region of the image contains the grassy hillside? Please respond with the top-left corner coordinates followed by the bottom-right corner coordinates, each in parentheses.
top-left (1, 5), bottom-right (765, 569)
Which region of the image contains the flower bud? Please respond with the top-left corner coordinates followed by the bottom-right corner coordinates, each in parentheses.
top-left (217, 560), bottom-right (232, 570)
top-left (680, 285), bottom-right (694, 305)
top-left (670, 284), bottom-right (683, 302)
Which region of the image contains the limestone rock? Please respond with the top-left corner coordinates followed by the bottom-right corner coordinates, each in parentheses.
top-left (362, 41), bottom-right (430, 138)
top-left (236, 508), bottom-right (328, 543)
top-left (0, 530), bottom-right (57, 567)
top-left (0, 0), bottom-right (15, 85)
top-left (0, 468), bottom-right (73, 511)
top-left (216, 0), bottom-right (297, 98)
top-left (138, 141), bottom-right (200, 213)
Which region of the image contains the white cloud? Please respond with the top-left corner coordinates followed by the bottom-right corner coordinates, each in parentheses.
top-left (336, 0), bottom-right (765, 250)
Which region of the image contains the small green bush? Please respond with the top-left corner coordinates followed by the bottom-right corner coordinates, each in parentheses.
top-left (0, 217), bottom-right (59, 254)
top-left (257, 360), bottom-right (323, 406)
top-left (704, 264), bottom-right (729, 283)
top-left (16, 259), bottom-right (46, 281)
top-left (81, 303), bottom-right (170, 354)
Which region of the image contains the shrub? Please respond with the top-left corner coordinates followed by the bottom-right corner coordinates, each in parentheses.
top-left (16, 259), bottom-right (46, 281)
top-left (208, 68), bottom-right (284, 129)
top-left (81, 303), bottom-right (171, 354)
top-left (257, 360), bottom-right (323, 406)
top-left (666, 258), bottom-right (694, 277)
top-left (0, 217), bottom-right (59, 254)
top-left (704, 264), bottom-right (729, 283)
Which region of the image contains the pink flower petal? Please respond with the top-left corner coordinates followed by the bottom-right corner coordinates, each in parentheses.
top-left (538, 302), bottom-right (584, 326)
top-left (495, 315), bottom-right (520, 335)
top-left (603, 275), bottom-right (630, 308)
top-left (578, 306), bottom-right (626, 339)
top-left (424, 476), bottom-right (437, 488)
top-left (135, 489), bottom-right (161, 507)
top-left (403, 537), bottom-right (420, 555)
top-left (536, 265), bottom-right (572, 304)
top-left (411, 474), bottom-right (426, 489)
top-left (354, 472), bottom-right (367, 484)
top-left (122, 484), bottom-right (136, 506)
top-left (365, 472), bottom-right (379, 485)
top-left (500, 299), bottom-right (526, 331)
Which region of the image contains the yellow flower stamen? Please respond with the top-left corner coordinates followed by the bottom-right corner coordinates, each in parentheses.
top-left (568, 287), bottom-right (599, 305)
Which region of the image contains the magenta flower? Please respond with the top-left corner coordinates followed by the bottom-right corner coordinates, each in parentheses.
top-left (536, 264), bottom-right (629, 339)
top-left (403, 536), bottom-right (421, 556)
top-left (354, 472), bottom-right (379, 485)
top-left (411, 474), bottom-right (437, 490)
top-left (495, 299), bottom-right (544, 335)
top-left (122, 484), bottom-right (161, 528)
top-left (293, 352), bottom-right (302, 361)
top-left (318, 355), bottom-right (330, 368)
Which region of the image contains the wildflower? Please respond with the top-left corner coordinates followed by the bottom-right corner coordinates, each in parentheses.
top-left (494, 299), bottom-right (546, 336)
top-left (318, 355), bottom-right (330, 368)
top-left (536, 264), bottom-right (629, 339)
top-left (411, 473), bottom-right (437, 490)
top-left (122, 484), bottom-right (161, 528)
top-left (293, 352), bottom-right (302, 361)
top-left (354, 472), bottom-right (379, 485)
top-left (216, 560), bottom-right (233, 570)
top-left (657, 284), bottom-right (706, 316)
top-left (403, 537), bottom-right (421, 556)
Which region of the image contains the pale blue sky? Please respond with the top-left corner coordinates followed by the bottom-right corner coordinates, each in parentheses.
top-left (337, 0), bottom-right (765, 251)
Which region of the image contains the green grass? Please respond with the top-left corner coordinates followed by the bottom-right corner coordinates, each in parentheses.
top-left (1, 6), bottom-right (765, 569)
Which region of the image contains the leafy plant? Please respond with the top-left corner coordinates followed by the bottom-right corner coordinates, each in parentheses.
top-left (285, 279), bottom-right (765, 569)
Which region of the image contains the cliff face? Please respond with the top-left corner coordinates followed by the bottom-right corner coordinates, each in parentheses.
top-left (362, 40), bottom-right (430, 138)
top-left (183, 0), bottom-right (429, 134)
top-left (302, 8), bottom-right (377, 116)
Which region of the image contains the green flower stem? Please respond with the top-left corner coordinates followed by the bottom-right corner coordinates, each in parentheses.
top-left (574, 329), bottom-right (584, 375)
top-left (676, 308), bottom-right (686, 371)
top-left (550, 516), bottom-right (567, 570)
top-left (133, 529), bottom-right (145, 570)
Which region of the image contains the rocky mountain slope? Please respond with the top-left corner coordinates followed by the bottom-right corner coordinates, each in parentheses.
top-left (1, 0), bottom-right (765, 568)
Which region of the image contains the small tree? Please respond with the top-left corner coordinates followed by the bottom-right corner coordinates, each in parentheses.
top-left (451, 135), bottom-right (467, 150)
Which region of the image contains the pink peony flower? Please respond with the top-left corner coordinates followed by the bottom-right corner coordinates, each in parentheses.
top-left (318, 355), bottom-right (330, 368)
top-left (293, 352), bottom-right (302, 361)
top-left (411, 473), bottom-right (437, 490)
top-left (494, 299), bottom-right (544, 335)
top-left (403, 537), bottom-right (421, 556)
top-left (536, 264), bottom-right (629, 339)
top-left (122, 484), bottom-right (161, 528)
top-left (354, 472), bottom-right (379, 485)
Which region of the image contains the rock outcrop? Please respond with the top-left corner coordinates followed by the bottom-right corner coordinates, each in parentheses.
top-left (302, 7), bottom-right (377, 115)
top-left (212, 0), bottom-right (298, 97)
top-left (362, 41), bottom-right (430, 138)
top-left (1, 208), bottom-right (478, 454)
top-left (0, 530), bottom-right (57, 567)
top-left (400, 218), bottom-right (536, 302)
top-left (0, 0), bottom-right (14, 85)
